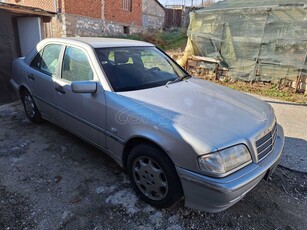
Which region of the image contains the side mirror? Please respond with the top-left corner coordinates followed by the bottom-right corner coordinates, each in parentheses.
top-left (71, 81), bottom-right (97, 93)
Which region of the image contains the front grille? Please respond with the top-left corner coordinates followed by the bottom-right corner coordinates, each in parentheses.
top-left (256, 122), bottom-right (277, 160)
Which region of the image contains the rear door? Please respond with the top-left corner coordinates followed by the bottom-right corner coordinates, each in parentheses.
top-left (27, 44), bottom-right (63, 117)
top-left (52, 45), bottom-right (107, 148)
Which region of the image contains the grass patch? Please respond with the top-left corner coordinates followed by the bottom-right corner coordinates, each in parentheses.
top-left (158, 29), bottom-right (188, 50)
top-left (111, 29), bottom-right (188, 51)
top-left (219, 80), bottom-right (307, 104)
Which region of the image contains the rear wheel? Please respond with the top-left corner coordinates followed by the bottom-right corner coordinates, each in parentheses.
top-left (20, 89), bottom-right (42, 123)
top-left (127, 143), bottom-right (183, 208)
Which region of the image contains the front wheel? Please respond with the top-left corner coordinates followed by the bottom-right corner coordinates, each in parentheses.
top-left (20, 89), bottom-right (42, 123)
top-left (127, 143), bottom-right (183, 208)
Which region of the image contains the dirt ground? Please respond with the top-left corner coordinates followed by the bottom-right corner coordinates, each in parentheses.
top-left (0, 102), bottom-right (306, 230)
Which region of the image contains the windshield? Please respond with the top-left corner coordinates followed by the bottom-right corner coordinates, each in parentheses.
top-left (95, 46), bottom-right (187, 92)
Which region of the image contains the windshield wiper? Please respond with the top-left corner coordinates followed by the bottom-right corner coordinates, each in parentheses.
top-left (166, 74), bottom-right (191, 86)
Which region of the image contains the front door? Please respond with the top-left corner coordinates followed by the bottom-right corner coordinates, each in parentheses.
top-left (52, 45), bottom-right (107, 148)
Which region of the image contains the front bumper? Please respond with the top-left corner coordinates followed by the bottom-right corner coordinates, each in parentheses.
top-left (177, 124), bottom-right (284, 213)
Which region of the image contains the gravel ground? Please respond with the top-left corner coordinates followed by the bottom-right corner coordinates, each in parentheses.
top-left (0, 102), bottom-right (306, 230)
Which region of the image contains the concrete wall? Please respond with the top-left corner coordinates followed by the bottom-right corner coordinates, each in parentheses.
top-left (0, 10), bottom-right (18, 104)
top-left (50, 14), bottom-right (66, 37)
top-left (142, 0), bottom-right (165, 31)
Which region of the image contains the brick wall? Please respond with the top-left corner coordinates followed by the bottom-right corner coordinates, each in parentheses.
top-left (103, 0), bottom-right (142, 26)
top-left (5, 0), bottom-right (55, 12)
top-left (4, 0), bottom-right (102, 19)
top-left (62, 0), bottom-right (102, 19)
top-left (5, 0), bottom-right (144, 26)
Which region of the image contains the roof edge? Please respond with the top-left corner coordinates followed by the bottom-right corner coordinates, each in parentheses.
top-left (0, 2), bottom-right (56, 17)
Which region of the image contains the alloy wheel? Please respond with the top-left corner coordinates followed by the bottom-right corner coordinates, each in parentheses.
top-left (24, 94), bottom-right (36, 118)
top-left (132, 156), bottom-right (168, 201)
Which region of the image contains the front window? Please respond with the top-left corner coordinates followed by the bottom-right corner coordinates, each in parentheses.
top-left (62, 46), bottom-right (94, 82)
top-left (95, 47), bottom-right (186, 92)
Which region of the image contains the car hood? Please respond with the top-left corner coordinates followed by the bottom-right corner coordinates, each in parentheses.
top-left (118, 78), bottom-right (275, 151)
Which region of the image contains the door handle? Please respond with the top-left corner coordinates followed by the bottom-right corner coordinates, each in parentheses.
top-left (55, 86), bottom-right (66, 94)
top-left (28, 74), bottom-right (35, 80)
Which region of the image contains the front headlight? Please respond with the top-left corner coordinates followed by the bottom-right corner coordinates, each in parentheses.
top-left (198, 145), bottom-right (252, 177)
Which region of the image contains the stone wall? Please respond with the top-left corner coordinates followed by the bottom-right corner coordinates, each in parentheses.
top-left (142, 0), bottom-right (165, 31)
top-left (50, 14), bottom-right (66, 37)
top-left (50, 13), bottom-right (143, 37)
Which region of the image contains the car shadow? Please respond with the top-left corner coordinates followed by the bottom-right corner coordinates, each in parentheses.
top-left (281, 136), bottom-right (307, 173)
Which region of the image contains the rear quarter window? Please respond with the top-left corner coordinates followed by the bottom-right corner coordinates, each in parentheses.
top-left (30, 44), bottom-right (62, 76)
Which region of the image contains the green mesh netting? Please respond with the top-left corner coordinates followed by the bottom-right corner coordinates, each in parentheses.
top-left (186, 0), bottom-right (307, 82)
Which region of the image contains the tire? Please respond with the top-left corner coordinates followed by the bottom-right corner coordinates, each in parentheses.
top-left (20, 89), bottom-right (43, 123)
top-left (127, 143), bottom-right (183, 208)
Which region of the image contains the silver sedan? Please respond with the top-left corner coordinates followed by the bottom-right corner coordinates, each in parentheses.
top-left (10, 37), bottom-right (284, 212)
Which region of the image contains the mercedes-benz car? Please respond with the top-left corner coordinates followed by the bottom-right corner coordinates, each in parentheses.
top-left (10, 37), bottom-right (284, 212)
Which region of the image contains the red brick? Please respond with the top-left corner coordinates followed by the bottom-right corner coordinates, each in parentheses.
top-left (62, 0), bottom-right (102, 19)
top-left (104, 0), bottom-right (142, 25)
top-left (5, 0), bottom-right (142, 25)
top-left (5, 0), bottom-right (55, 12)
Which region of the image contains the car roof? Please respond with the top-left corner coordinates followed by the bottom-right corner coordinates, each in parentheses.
top-left (24, 37), bottom-right (155, 66)
top-left (42, 37), bottom-right (155, 48)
